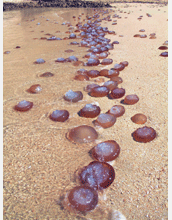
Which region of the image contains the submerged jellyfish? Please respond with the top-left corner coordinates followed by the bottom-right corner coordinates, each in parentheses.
top-left (94, 113), bottom-right (116, 128)
top-left (92, 140), bottom-right (120, 162)
top-left (67, 186), bottom-right (98, 212)
top-left (79, 161), bottom-right (115, 190)
top-left (66, 125), bottom-right (98, 143)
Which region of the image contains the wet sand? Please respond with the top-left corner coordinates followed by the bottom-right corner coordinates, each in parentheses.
top-left (3, 3), bottom-right (168, 219)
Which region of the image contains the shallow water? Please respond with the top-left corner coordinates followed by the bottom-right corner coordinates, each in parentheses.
top-left (3, 4), bottom-right (168, 220)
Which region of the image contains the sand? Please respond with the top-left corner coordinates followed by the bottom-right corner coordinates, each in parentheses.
top-left (3, 3), bottom-right (168, 219)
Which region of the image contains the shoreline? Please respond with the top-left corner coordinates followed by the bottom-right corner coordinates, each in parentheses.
top-left (3, 0), bottom-right (168, 12)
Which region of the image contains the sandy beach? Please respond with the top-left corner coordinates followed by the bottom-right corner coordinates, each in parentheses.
top-left (3, 3), bottom-right (168, 219)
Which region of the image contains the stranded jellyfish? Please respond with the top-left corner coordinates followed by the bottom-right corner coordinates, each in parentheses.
top-left (98, 52), bottom-right (109, 59)
top-left (66, 56), bottom-right (78, 62)
top-left (69, 33), bottom-right (76, 39)
top-left (49, 110), bottom-right (69, 122)
top-left (74, 74), bottom-right (89, 81)
top-left (107, 68), bottom-right (119, 78)
top-left (108, 105), bottom-right (125, 117)
top-left (158, 46), bottom-right (168, 50)
top-left (90, 86), bottom-right (110, 97)
top-left (77, 69), bottom-right (88, 75)
top-left (160, 52), bottom-right (168, 57)
top-left (55, 58), bottom-right (66, 63)
top-left (123, 94), bottom-right (139, 105)
top-left (65, 49), bottom-right (74, 53)
top-left (67, 186), bottom-right (98, 212)
top-left (34, 58), bottom-right (45, 64)
top-left (79, 161), bottom-right (115, 190)
top-left (4, 51), bottom-right (10, 54)
top-left (64, 90), bottom-right (83, 103)
top-left (84, 84), bottom-right (99, 93)
top-left (66, 125), bottom-right (98, 143)
top-left (101, 58), bottom-right (113, 65)
top-left (110, 88), bottom-right (125, 99)
top-left (92, 140), bottom-right (120, 162)
top-left (140, 34), bottom-right (147, 38)
top-left (14, 100), bottom-right (33, 112)
top-left (131, 113), bottom-right (147, 124)
top-left (132, 126), bottom-right (156, 143)
top-left (87, 70), bottom-right (100, 78)
top-left (79, 104), bottom-right (101, 118)
top-left (110, 76), bottom-right (123, 84)
top-left (86, 58), bottom-right (100, 66)
top-left (40, 72), bottom-right (54, 77)
top-left (94, 113), bottom-right (116, 128)
top-left (120, 61), bottom-right (129, 67)
top-left (103, 80), bottom-right (118, 90)
top-left (133, 34), bottom-right (141, 38)
top-left (114, 63), bottom-right (125, 71)
top-left (27, 84), bottom-right (42, 93)
top-left (99, 69), bottom-right (109, 77)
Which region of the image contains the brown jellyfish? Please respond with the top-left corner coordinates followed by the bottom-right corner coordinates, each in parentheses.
top-left (132, 126), bottom-right (156, 143)
top-left (40, 72), bottom-right (54, 77)
top-left (120, 61), bottom-right (129, 67)
top-left (160, 52), bottom-right (168, 57)
top-left (84, 84), bottom-right (100, 93)
top-left (99, 69), bottom-right (109, 77)
top-left (94, 113), bottom-right (116, 129)
top-left (110, 76), bottom-right (123, 84)
top-left (79, 104), bottom-right (101, 118)
top-left (131, 113), bottom-right (147, 124)
top-left (67, 186), bottom-right (98, 212)
top-left (79, 161), bottom-right (115, 190)
top-left (27, 84), bottom-right (42, 94)
top-left (64, 90), bottom-right (83, 103)
top-left (66, 125), bottom-right (98, 143)
top-left (74, 74), bottom-right (89, 81)
top-left (14, 100), bottom-right (33, 112)
top-left (123, 94), bottom-right (139, 105)
top-left (110, 88), bottom-right (125, 99)
top-left (101, 58), bottom-right (113, 65)
top-left (86, 58), bottom-right (100, 66)
top-left (90, 86), bottom-right (110, 97)
top-left (103, 80), bottom-right (118, 91)
top-left (107, 105), bottom-right (125, 117)
top-left (49, 110), bottom-right (69, 122)
top-left (133, 34), bottom-right (141, 37)
top-left (107, 68), bottom-right (119, 78)
top-left (34, 58), bottom-right (46, 64)
top-left (91, 140), bottom-right (120, 162)
top-left (87, 70), bottom-right (100, 78)
top-left (158, 46), bottom-right (168, 50)
top-left (114, 63), bottom-right (125, 71)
